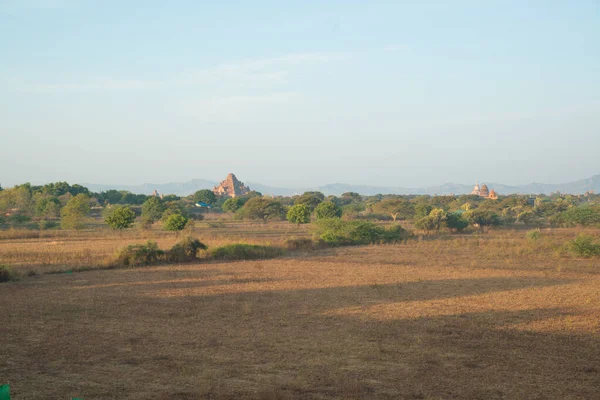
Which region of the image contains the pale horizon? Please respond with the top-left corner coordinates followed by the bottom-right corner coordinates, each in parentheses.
top-left (2, 1), bottom-right (599, 188)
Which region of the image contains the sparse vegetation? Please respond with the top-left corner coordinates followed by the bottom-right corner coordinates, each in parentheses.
top-left (314, 218), bottom-right (408, 245)
top-left (526, 228), bottom-right (542, 241)
top-left (207, 243), bottom-right (284, 260)
top-left (3, 226), bottom-right (600, 399)
top-left (114, 241), bottom-right (164, 267)
top-left (567, 233), bottom-right (600, 258)
top-left (167, 236), bottom-right (208, 263)
top-left (0, 264), bottom-right (17, 282)
top-left (2, 181), bottom-right (600, 398)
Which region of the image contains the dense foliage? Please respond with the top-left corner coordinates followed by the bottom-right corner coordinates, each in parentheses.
top-left (163, 214), bottom-right (189, 232)
top-left (286, 204), bottom-right (312, 225)
top-left (1, 181), bottom-right (600, 233)
top-left (104, 206), bottom-right (137, 230)
top-left (60, 194), bottom-right (91, 230)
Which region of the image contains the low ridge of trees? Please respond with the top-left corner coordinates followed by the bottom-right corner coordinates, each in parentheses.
top-left (1, 180), bottom-right (600, 234)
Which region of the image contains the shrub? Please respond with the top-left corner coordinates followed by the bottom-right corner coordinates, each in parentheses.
top-left (526, 229), bottom-right (541, 241)
top-left (0, 265), bottom-right (17, 282)
top-left (208, 244), bottom-right (283, 260)
top-left (10, 214), bottom-right (31, 224)
top-left (164, 213), bottom-right (188, 232)
top-left (39, 220), bottom-right (60, 230)
top-left (567, 233), bottom-right (600, 258)
top-left (286, 238), bottom-right (317, 251)
top-left (167, 237), bottom-right (207, 263)
top-left (382, 225), bottom-right (410, 243)
top-left (114, 241), bottom-right (164, 267)
top-left (313, 218), bottom-right (408, 246)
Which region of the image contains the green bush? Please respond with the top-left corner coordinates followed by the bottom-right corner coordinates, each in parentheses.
top-left (526, 229), bottom-right (541, 241)
top-left (114, 241), bottom-right (164, 267)
top-left (167, 237), bottom-right (207, 263)
top-left (314, 218), bottom-right (408, 246)
top-left (208, 244), bottom-right (283, 260)
top-left (286, 204), bottom-right (311, 225)
top-left (39, 220), bottom-right (60, 230)
top-left (567, 233), bottom-right (600, 258)
top-left (104, 205), bottom-right (137, 230)
top-left (163, 213), bottom-right (188, 232)
top-left (10, 214), bottom-right (31, 224)
top-left (0, 265), bottom-right (17, 282)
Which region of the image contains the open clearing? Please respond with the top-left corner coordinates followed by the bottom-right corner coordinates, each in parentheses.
top-left (1, 228), bottom-right (600, 399)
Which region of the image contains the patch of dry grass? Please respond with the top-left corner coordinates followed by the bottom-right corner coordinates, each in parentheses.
top-left (0, 221), bottom-right (310, 274)
top-left (1, 226), bottom-right (599, 398)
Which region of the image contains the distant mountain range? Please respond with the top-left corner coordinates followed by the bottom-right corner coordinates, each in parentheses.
top-left (83, 174), bottom-right (600, 197)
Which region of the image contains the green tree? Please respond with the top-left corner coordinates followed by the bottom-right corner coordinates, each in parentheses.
top-left (414, 203), bottom-right (433, 219)
top-left (164, 213), bottom-right (189, 232)
top-left (465, 209), bottom-right (501, 230)
top-left (286, 204), bottom-right (311, 225)
top-left (372, 199), bottom-right (413, 221)
top-left (516, 210), bottom-right (536, 224)
top-left (558, 206), bottom-right (600, 227)
top-left (193, 189), bottom-right (217, 205)
top-left (445, 212), bottom-right (469, 232)
top-left (222, 197), bottom-right (244, 213)
top-left (141, 197), bottom-right (165, 225)
top-left (35, 196), bottom-right (61, 218)
top-left (294, 191), bottom-right (324, 210)
top-left (429, 208), bottom-right (447, 231)
top-left (60, 194), bottom-right (91, 230)
top-left (105, 205), bottom-right (137, 230)
top-left (161, 201), bottom-right (191, 221)
top-left (414, 215), bottom-right (437, 232)
top-left (314, 201), bottom-right (342, 220)
top-left (415, 208), bottom-right (449, 233)
top-left (240, 197), bottom-right (285, 221)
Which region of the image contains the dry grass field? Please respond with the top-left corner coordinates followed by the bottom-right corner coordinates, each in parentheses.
top-left (1, 225), bottom-right (599, 399)
top-left (0, 221), bottom-right (310, 274)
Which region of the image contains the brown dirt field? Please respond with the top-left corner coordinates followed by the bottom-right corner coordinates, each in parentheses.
top-left (1, 228), bottom-right (599, 399)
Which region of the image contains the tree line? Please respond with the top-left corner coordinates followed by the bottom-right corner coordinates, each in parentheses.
top-left (1, 182), bottom-right (599, 232)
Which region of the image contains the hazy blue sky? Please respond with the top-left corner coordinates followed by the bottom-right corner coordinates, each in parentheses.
top-left (1, 0), bottom-right (599, 188)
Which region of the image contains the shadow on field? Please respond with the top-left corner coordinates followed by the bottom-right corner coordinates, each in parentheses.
top-left (70, 277), bottom-right (282, 291)
top-left (153, 276), bottom-right (574, 306)
top-left (3, 273), bottom-right (599, 399)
